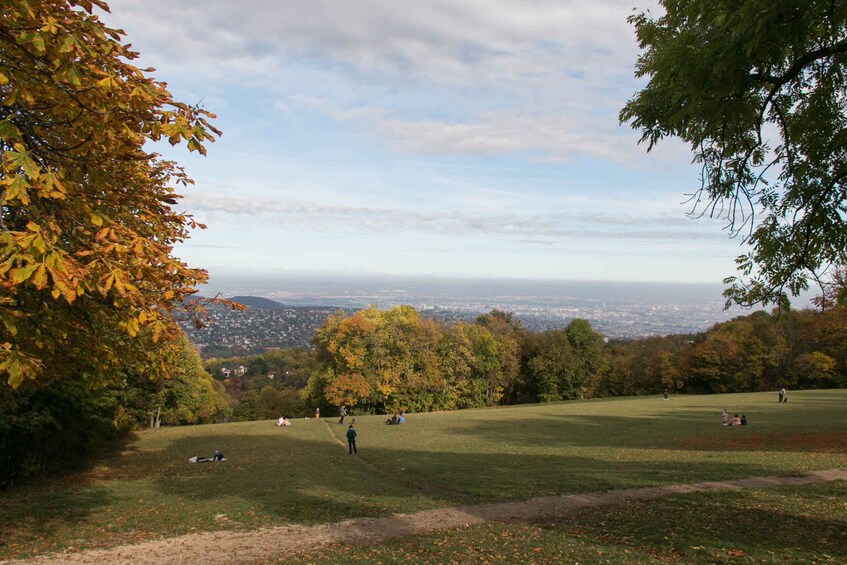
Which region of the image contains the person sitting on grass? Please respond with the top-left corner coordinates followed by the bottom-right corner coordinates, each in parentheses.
top-left (276, 416), bottom-right (290, 427)
top-left (190, 451), bottom-right (225, 463)
top-left (741, 415), bottom-right (747, 425)
top-left (386, 413), bottom-right (399, 425)
top-left (397, 412), bottom-right (406, 424)
top-left (730, 414), bottom-right (742, 426)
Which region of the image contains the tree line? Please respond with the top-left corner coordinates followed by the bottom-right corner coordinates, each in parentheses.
top-left (303, 297), bottom-right (847, 417)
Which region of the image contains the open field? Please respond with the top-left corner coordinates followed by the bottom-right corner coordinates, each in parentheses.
top-left (1, 390), bottom-right (846, 561)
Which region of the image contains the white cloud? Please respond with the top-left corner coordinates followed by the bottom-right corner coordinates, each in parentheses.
top-left (103, 0), bottom-right (659, 162)
top-left (105, 0), bottom-right (639, 85)
top-left (183, 192), bottom-right (724, 244)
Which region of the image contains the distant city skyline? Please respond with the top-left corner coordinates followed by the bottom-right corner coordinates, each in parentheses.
top-left (105, 1), bottom-right (759, 285)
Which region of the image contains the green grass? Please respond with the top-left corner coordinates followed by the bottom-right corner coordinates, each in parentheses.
top-left (283, 481), bottom-right (847, 564)
top-left (1, 390), bottom-right (846, 559)
top-left (337, 390), bottom-right (847, 501)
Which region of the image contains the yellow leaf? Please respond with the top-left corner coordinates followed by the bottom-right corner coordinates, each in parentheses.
top-left (91, 213), bottom-right (103, 227)
top-left (9, 264), bottom-right (37, 285)
top-left (3, 175), bottom-right (31, 205)
top-left (96, 76), bottom-right (115, 90)
top-left (31, 264), bottom-right (47, 290)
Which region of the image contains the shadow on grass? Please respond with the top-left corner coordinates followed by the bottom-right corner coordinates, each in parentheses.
top-left (536, 483), bottom-right (847, 562)
top-left (0, 433), bottom-right (143, 558)
top-left (148, 432), bottom-right (426, 524)
top-left (0, 487), bottom-right (115, 543)
top-left (279, 482), bottom-right (847, 565)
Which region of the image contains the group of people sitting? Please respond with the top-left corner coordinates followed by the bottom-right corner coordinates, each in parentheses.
top-left (385, 412), bottom-right (406, 425)
top-left (721, 410), bottom-right (747, 426)
top-left (276, 416), bottom-right (291, 427)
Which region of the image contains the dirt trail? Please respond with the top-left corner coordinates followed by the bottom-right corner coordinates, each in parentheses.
top-left (6, 468), bottom-right (846, 565)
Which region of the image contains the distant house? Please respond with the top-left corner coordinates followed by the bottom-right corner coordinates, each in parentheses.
top-left (235, 365), bottom-right (246, 376)
top-left (221, 367), bottom-right (231, 377)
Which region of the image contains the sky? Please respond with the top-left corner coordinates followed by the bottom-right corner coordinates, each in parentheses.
top-left (101, 0), bottom-right (751, 285)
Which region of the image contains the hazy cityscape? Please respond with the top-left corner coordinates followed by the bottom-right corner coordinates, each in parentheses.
top-left (180, 275), bottom-right (800, 357)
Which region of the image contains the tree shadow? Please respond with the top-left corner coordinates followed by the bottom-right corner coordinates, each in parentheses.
top-left (528, 484), bottom-right (847, 562)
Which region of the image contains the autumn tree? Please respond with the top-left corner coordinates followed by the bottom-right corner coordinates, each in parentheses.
top-left (621, 1), bottom-right (847, 307)
top-left (475, 309), bottom-right (524, 404)
top-left (0, 0), bottom-right (222, 389)
top-left (519, 320), bottom-right (605, 402)
top-left (308, 306), bottom-right (443, 412)
top-left (156, 337), bottom-right (230, 426)
top-left (308, 306), bottom-right (513, 413)
top-left (519, 329), bottom-right (578, 402)
top-left (437, 321), bottom-right (499, 409)
top-left (789, 351), bottom-right (840, 388)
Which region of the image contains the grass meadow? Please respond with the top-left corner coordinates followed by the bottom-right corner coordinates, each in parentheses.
top-left (1, 390), bottom-right (846, 561)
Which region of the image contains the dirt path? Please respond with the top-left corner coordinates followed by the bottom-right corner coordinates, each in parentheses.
top-left (6, 467), bottom-right (846, 565)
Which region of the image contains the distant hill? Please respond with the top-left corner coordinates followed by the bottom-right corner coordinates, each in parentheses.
top-left (229, 296), bottom-right (285, 309)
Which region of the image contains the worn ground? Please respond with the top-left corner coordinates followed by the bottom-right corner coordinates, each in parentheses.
top-left (6, 467), bottom-right (846, 565)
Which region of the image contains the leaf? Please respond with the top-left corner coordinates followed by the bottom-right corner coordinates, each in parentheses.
top-left (65, 65), bottom-right (81, 87)
top-left (3, 174), bottom-right (31, 205)
top-left (6, 144), bottom-right (40, 179)
top-left (96, 76), bottom-right (117, 91)
top-left (31, 264), bottom-right (47, 290)
top-left (31, 33), bottom-right (46, 53)
top-left (9, 264), bottom-right (37, 284)
top-left (0, 118), bottom-right (21, 140)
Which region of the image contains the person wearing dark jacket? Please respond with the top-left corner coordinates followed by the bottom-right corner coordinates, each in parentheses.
top-left (346, 424), bottom-right (357, 454)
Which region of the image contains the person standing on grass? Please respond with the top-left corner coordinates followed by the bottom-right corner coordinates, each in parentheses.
top-left (722, 409), bottom-right (729, 425)
top-left (346, 424), bottom-right (358, 454)
top-left (338, 405), bottom-right (347, 424)
top-left (315, 407), bottom-right (320, 419)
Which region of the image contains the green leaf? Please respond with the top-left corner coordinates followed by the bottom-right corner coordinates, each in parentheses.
top-left (0, 118), bottom-right (21, 139)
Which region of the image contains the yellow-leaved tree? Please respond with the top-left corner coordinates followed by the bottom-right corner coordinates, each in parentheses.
top-left (0, 0), bottom-right (224, 388)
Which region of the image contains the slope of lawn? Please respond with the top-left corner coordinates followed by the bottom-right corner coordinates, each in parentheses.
top-left (1, 390), bottom-right (845, 559)
top-left (335, 389), bottom-right (847, 502)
